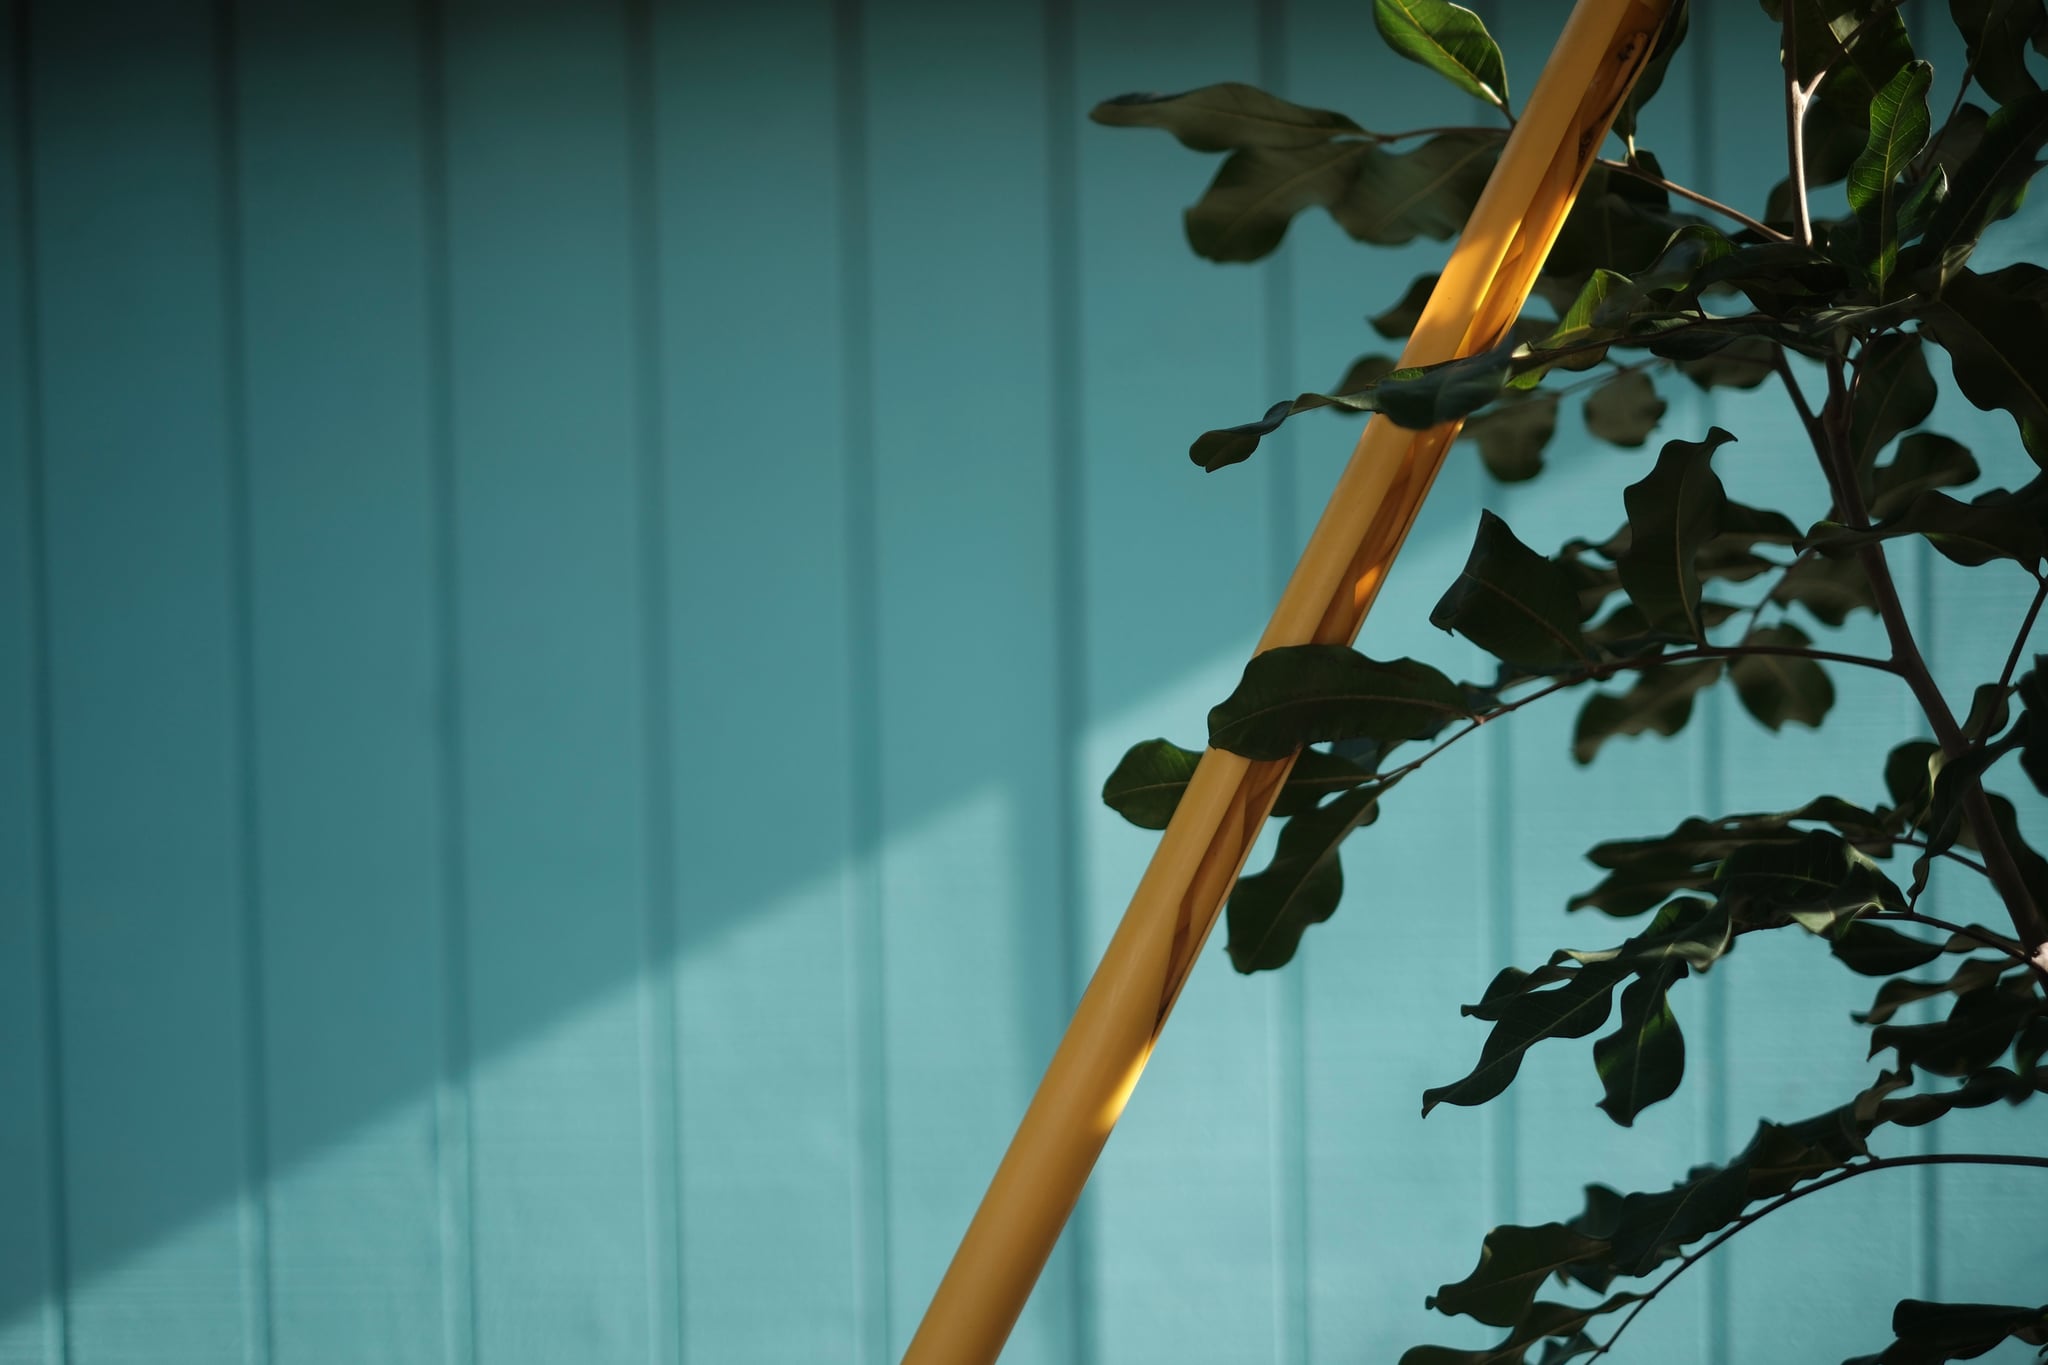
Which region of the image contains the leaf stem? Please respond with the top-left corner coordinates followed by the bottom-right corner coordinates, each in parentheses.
top-left (1994, 575), bottom-right (2048, 698)
top-left (1861, 909), bottom-right (2029, 961)
top-left (1588, 1153), bottom-right (2048, 1361)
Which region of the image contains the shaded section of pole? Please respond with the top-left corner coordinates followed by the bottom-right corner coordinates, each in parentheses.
top-left (899, 3), bottom-right (1678, 1360)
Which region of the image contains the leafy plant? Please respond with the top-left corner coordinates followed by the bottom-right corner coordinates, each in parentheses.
top-left (1093, 2), bottom-right (2048, 1360)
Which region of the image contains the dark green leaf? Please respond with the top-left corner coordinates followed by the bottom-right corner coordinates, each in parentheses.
top-left (1616, 428), bottom-right (1738, 639)
top-left (1593, 963), bottom-right (1688, 1125)
top-left (1333, 131), bottom-right (1502, 246)
top-left (1870, 972), bottom-right (2045, 1075)
top-left (1432, 510), bottom-right (1596, 668)
top-left (1584, 369), bottom-right (1666, 447)
top-left (1677, 335), bottom-right (1778, 390)
top-left (1770, 554), bottom-right (1878, 626)
top-left (1562, 896), bottom-right (1736, 974)
top-left (1089, 83), bottom-right (1366, 151)
top-left (1275, 746), bottom-right (1381, 815)
top-left (1948, 0), bottom-right (2048, 107)
top-left (1806, 484), bottom-right (2048, 569)
top-left (1209, 644), bottom-right (1472, 761)
top-left (1192, 398), bottom-right (1294, 472)
top-left (1184, 141), bottom-right (1372, 262)
top-left (1372, 273), bottom-right (1441, 339)
top-left (1869, 433), bottom-right (1980, 520)
top-left (1099, 739), bottom-right (1375, 829)
top-left (1855, 956), bottom-right (2012, 1025)
top-left (1371, 0), bottom-right (1509, 110)
top-left (1573, 660), bottom-right (1723, 764)
top-left (1716, 828), bottom-right (1905, 932)
top-left (1729, 623), bottom-right (1836, 731)
top-left (1331, 352), bottom-right (1399, 399)
top-left (1426, 1223), bottom-right (1610, 1328)
top-left (1615, 6), bottom-right (1689, 144)
top-left (1910, 88), bottom-right (2048, 283)
top-left (1461, 393), bottom-right (1560, 483)
top-left (2019, 657), bottom-right (2048, 796)
top-left (1920, 265), bottom-right (2048, 461)
top-left (1227, 786), bottom-right (1382, 972)
top-left (1846, 1297), bottom-right (2048, 1364)
top-left (1424, 963), bottom-right (1628, 1114)
top-left (1829, 920), bottom-right (1946, 975)
top-left (1378, 347), bottom-right (1517, 429)
top-left (1401, 1297), bottom-right (1640, 1365)
top-left (1547, 162), bottom-right (1696, 278)
top-left (1850, 332), bottom-right (1937, 477)
top-left (1572, 800), bottom-right (1897, 916)
top-left (1874, 1064), bottom-right (2048, 1127)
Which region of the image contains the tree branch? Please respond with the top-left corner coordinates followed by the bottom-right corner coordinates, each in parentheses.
top-left (1597, 157), bottom-right (1790, 242)
top-left (1589, 1153), bottom-right (2048, 1361)
top-left (1995, 575), bottom-right (2048, 699)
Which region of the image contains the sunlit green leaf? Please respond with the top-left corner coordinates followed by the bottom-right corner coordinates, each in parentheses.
top-left (1909, 88), bottom-right (2048, 283)
top-left (1847, 61), bottom-right (1933, 292)
top-left (1371, 0), bottom-right (1510, 111)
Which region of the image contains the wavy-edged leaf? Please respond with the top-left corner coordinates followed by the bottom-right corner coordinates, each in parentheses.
top-left (1616, 428), bottom-right (1738, 639)
top-left (1426, 1223), bottom-right (1611, 1328)
top-left (1584, 369), bottom-right (1666, 447)
top-left (1461, 392), bottom-right (1559, 483)
top-left (1830, 920), bottom-right (1946, 975)
top-left (1805, 483), bottom-right (2048, 569)
top-left (1677, 334), bottom-right (1778, 390)
top-left (1848, 60), bottom-right (1933, 292)
top-left (1100, 740), bottom-right (1378, 830)
top-left (1184, 140), bottom-right (1372, 262)
top-left (1371, 0), bottom-right (1509, 110)
top-left (1870, 972), bottom-right (2047, 1075)
top-left (1920, 264), bottom-right (2048, 463)
top-left (1909, 87), bottom-right (2048, 283)
top-left (1573, 660), bottom-right (1722, 764)
top-left (1401, 1297), bottom-right (1640, 1365)
top-left (1716, 828), bottom-right (1905, 932)
top-left (1378, 347), bottom-right (1517, 428)
top-left (1856, 956), bottom-right (2014, 1024)
top-left (1432, 510), bottom-right (1595, 668)
top-left (1845, 1297), bottom-right (2048, 1364)
top-left (1372, 273), bottom-right (1440, 338)
top-left (1423, 963), bottom-right (1627, 1114)
top-left (1336, 130), bottom-right (1502, 245)
top-left (1089, 82), bottom-right (1366, 151)
top-left (1729, 623), bottom-right (1836, 731)
top-left (1209, 643), bottom-right (1472, 761)
top-left (1770, 554), bottom-right (1878, 626)
top-left (1593, 962), bottom-right (1687, 1125)
top-left (1226, 785), bottom-right (1383, 972)
top-left (1571, 799), bottom-right (1897, 916)
top-left (1870, 432), bottom-right (1980, 519)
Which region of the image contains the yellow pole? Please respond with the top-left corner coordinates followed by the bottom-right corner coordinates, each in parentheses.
top-left (901, 4), bottom-right (1675, 1359)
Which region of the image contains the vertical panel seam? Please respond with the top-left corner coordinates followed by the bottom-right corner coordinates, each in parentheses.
top-left (1257, 1), bottom-right (1310, 1359)
top-left (832, 0), bottom-right (890, 1358)
top-left (1688, 13), bottom-right (1730, 1362)
top-left (1042, 0), bottom-right (1092, 1357)
top-left (13, 3), bottom-right (73, 1357)
top-left (624, 0), bottom-right (686, 1358)
top-left (418, 2), bottom-right (478, 1359)
top-left (211, 4), bottom-right (276, 1359)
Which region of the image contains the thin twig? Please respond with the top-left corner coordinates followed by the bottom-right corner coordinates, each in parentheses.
top-left (1588, 1153), bottom-right (2048, 1361)
top-left (1598, 157), bottom-right (1789, 241)
top-left (1862, 909), bottom-right (2028, 961)
top-left (1880, 838), bottom-right (1992, 880)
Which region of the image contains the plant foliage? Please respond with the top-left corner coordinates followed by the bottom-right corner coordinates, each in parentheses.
top-left (1094, 2), bottom-right (2048, 1360)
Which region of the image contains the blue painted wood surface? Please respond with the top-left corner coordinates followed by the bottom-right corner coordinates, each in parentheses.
top-left (2, 1), bottom-right (2043, 1361)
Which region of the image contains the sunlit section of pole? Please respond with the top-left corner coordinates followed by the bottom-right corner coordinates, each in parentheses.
top-left (900, 4), bottom-right (1677, 1361)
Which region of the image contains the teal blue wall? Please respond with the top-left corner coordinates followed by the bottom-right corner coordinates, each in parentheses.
top-left (2, 2), bottom-right (2043, 1362)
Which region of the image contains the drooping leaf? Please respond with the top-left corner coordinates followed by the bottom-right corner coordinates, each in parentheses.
top-left (1770, 554), bottom-right (1879, 626)
top-left (1460, 392), bottom-right (1560, 482)
top-left (1431, 510), bottom-right (1596, 668)
top-left (1334, 131), bottom-right (1502, 246)
top-left (1869, 433), bottom-right (1980, 519)
top-left (1615, 6), bottom-right (1689, 144)
top-left (1849, 332), bottom-right (1937, 476)
top-left (1583, 369), bottom-right (1667, 447)
top-left (1089, 83), bottom-right (1367, 151)
top-left (1855, 956), bottom-right (2013, 1025)
top-left (1562, 896), bottom-right (1736, 974)
top-left (1371, 0), bottom-right (1510, 111)
top-left (1227, 785), bottom-right (1382, 972)
top-left (1425, 1223), bottom-right (1611, 1328)
top-left (1920, 264), bottom-right (2048, 462)
top-left (1573, 660), bottom-right (1723, 764)
top-left (1571, 799), bottom-right (1897, 916)
top-left (1401, 1297), bottom-right (1640, 1365)
top-left (1377, 347), bottom-right (1518, 429)
top-left (1908, 87), bottom-right (2048, 283)
top-left (1593, 962), bottom-right (1688, 1125)
top-left (1948, 0), bottom-right (2048, 107)
top-left (1184, 141), bottom-right (1373, 262)
top-left (1873, 1063), bottom-right (2048, 1127)
top-left (1423, 963), bottom-right (1628, 1114)
top-left (1547, 160), bottom-right (1696, 278)
top-left (1372, 273), bottom-right (1441, 339)
top-left (1209, 644), bottom-right (1472, 761)
top-left (1845, 1297), bottom-right (2048, 1365)
top-left (1729, 623), bottom-right (1836, 732)
top-left (1869, 972), bottom-right (2046, 1075)
top-left (1829, 920), bottom-right (1946, 975)
top-left (1331, 352), bottom-right (1399, 399)
top-left (1715, 828), bottom-right (1905, 932)
top-left (1615, 428), bottom-right (1738, 639)
top-left (1099, 739), bottom-right (1375, 829)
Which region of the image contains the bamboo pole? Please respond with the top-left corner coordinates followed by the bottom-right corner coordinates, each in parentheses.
top-left (900, 4), bottom-right (1676, 1359)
